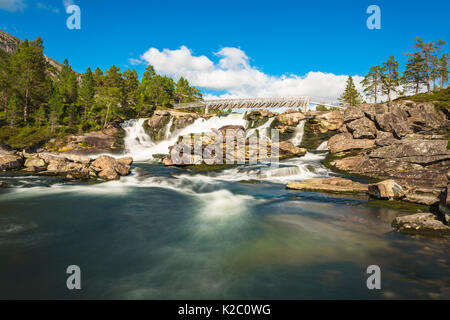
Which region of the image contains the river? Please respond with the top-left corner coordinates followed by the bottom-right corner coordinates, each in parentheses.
top-left (0, 113), bottom-right (448, 299)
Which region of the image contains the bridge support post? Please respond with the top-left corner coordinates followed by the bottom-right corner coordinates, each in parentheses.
top-left (205, 105), bottom-right (209, 114)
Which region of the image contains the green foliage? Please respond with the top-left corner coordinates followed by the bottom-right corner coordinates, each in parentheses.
top-left (361, 65), bottom-right (384, 103)
top-left (0, 35), bottom-right (203, 150)
top-left (382, 56), bottom-right (400, 101)
top-left (338, 76), bottom-right (364, 106)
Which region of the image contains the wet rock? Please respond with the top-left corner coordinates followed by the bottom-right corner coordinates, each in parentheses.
top-left (369, 180), bottom-right (404, 200)
top-left (117, 157), bottom-right (133, 166)
top-left (392, 213), bottom-right (450, 237)
top-left (346, 117), bottom-right (377, 139)
top-left (287, 177), bottom-right (368, 193)
top-left (404, 190), bottom-right (440, 206)
top-left (328, 133), bottom-right (375, 153)
top-left (24, 157), bottom-right (46, 168)
top-left (90, 155), bottom-right (132, 179)
top-left (279, 141), bottom-right (307, 158)
top-left (98, 167), bottom-right (120, 180)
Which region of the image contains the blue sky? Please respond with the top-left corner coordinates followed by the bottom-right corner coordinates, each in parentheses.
top-left (1, 0), bottom-right (449, 100)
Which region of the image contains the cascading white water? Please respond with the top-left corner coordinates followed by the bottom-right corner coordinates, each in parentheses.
top-left (246, 117), bottom-right (276, 139)
top-left (291, 120), bottom-right (306, 147)
top-left (164, 118), bottom-right (174, 140)
top-left (316, 141), bottom-right (329, 151)
top-left (121, 113), bottom-right (247, 162)
top-left (121, 119), bottom-right (155, 161)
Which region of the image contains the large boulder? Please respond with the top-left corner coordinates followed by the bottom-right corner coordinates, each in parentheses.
top-left (405, 102), bottom-right (445, 130)
top-left (368, 180), bottom-right (404, 200)
top-left (287, 177), bottom-right (368, 193)
top-left (279, 141), bottom-right (307, 158)
top-left (343, 106), bottom-right (365, 123)
top-left (368, 139), bottom-right (450, 164)
top-left (392, 213), bottom-right (450, 237)
top-left (0, 153), bottom-right (24, 171)
top-left (346, 117), bottom-right (377, 139)
top-left (90, 155), bottom-right (132, 180)
top-left (315, 110), bottom-right (344, 131)
top-left (374, 105), bottom-right (412, 138)
top-left (328, 133), bottom-right (375, 153)
top-left (375, 131), bottom-right (397, 147)
top-left (275, 110), bottom-right (306, 126)
top-left (24, 157), bottom-right (46, 168)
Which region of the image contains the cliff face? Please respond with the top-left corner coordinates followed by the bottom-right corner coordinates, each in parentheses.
top-left (0, 30), bottom-right (21, 54)
top-left (0, 29), bottom-right (63, 71)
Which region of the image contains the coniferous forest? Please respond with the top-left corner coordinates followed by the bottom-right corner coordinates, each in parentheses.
top-left (0, 36), bottom-right (202, 149)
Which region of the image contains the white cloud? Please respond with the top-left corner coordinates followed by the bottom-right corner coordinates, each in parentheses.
top-left (0, 0), bottom-right (26, 12)
top-left (37, 2), bottom-right (59, 13)
top-left (135, 46), bottom-right (364, 102)
top-left (63, 0), bottom-right (74, 10)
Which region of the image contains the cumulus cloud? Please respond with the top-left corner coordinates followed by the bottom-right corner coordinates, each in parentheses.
top-left (63, 0), bottom-right (74, 9)
top-left (135, 46), bottom-right (364, 102)
top-left (37, 2), bottom-right (60, 13)
top-left (0, 0), bottom-right (26, 12)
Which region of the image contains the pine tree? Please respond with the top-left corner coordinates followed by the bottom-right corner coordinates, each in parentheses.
top-left (382, 56), bottom-right (400, 101)
top-left (361, 65), bottom-right (384, 103)
top-left (79, 67), bottom-right (95, 121)
top-left (35, 105), bottom-right (46, 128)
top-left (338, 76), bottom-right (363, 106)
top-left (122, 69), bottom-right (139, 111)
top-left (175, 77), bottom-right (202, 103)
top-left (403, 52), bottom-right (427, 94)
top-left (93, 68), bottom-right (104, 87)
top-left (7, 94), bottom-right (21, 127)
top-left (0, 51), bottom-right (11, 122)
top-left (9, 37), bottom-right (48, 122)
top-left (58, 59), bottom-right (79, 105)
top-left (439, 53), bottom-right (449, 88)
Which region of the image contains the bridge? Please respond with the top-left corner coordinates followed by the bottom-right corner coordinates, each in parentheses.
top-left (174, 96), bottom-right (341, 113)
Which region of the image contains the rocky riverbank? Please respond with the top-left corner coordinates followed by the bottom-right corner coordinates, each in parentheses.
top-left (0, 146), bottom-right (132, 181)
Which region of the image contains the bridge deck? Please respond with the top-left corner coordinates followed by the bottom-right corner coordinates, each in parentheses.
top-left (175, 96), bottom-right (340, 113)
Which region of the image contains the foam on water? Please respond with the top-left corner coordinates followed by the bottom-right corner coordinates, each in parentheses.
top-left (121, 113), bottom-right (247, 162)
top-left (291, 120), bottom-right (306, 147)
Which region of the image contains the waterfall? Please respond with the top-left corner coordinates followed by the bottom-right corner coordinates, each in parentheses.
top-left (164, 118), bottom-right (174, 140)
top-left (291, 120), bottom-right (306, 147)
top-left (121, 113), bottom-right (247, 162)
top-left (316, 141), bottom-right (329, 151)
top-left (246, 117), bottom-right (276, 139)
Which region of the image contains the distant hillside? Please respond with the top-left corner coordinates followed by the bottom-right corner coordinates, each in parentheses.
top-left (0, 29), bottom-right (63, 71)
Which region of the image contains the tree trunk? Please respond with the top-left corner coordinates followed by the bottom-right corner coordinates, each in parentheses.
top-left (2, 95), bottom-right (7, 122)
top-left (103, 103), bottom-right (110, 128)
top-left (24, 88), bottom-right (29, 122)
